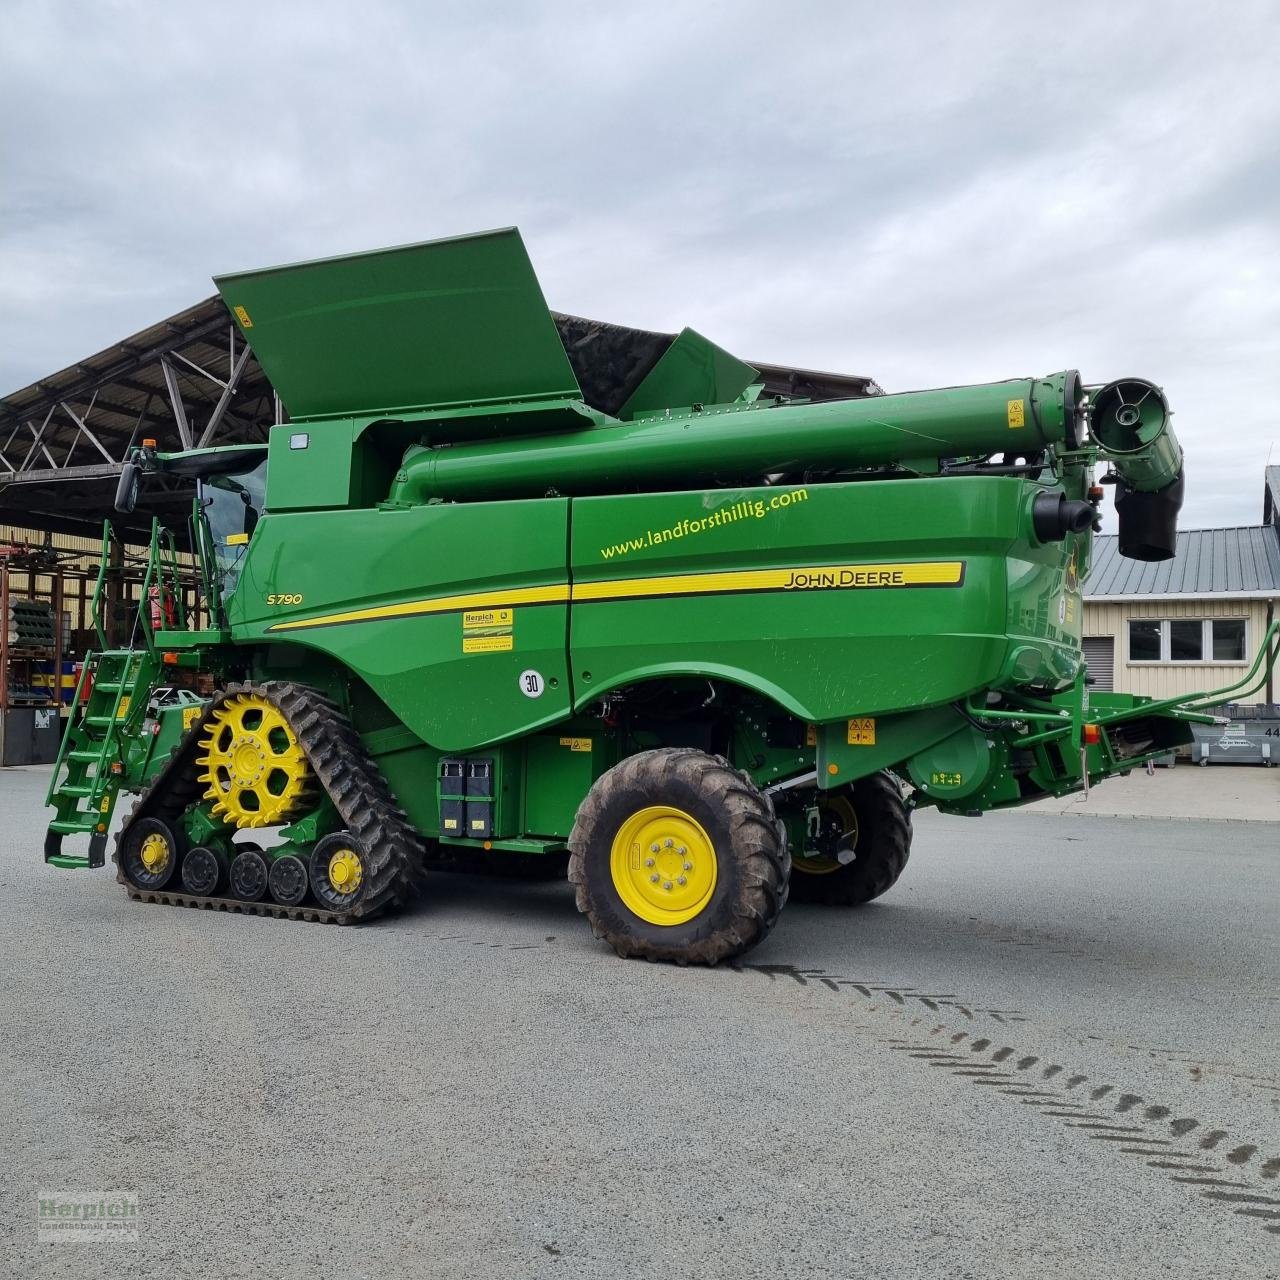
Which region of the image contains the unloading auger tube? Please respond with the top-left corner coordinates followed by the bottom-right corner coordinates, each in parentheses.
top-left (113, 682), bottom-right (426, 922)
top-left (388, 369), bottom-right (1185, 561)
top-left (388, 372), bottom-right (1083, 500)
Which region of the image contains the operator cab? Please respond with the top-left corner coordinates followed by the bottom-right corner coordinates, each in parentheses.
top-left (114, 441), bottom-right (269, 620)
top-left (198, 455), bottom-right (267, 599)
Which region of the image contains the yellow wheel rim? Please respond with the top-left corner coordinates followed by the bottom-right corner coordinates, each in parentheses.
top-left (327, 848), bottom-right (363, 895)
top-left (792, 795), bottom-right (858, 876)
top-left (609, 805), bottom-right (717, 927)
top-left (139, 832), bottom-right (170, 873)
top-left (196, 693), bottom-right (311, 829)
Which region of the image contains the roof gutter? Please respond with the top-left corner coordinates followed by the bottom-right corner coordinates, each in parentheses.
top-left (1085, 590), bottom-right (1280, 603)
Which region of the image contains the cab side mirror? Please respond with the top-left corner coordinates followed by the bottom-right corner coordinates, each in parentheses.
top-left (114, 461), bottom-right (141, 513)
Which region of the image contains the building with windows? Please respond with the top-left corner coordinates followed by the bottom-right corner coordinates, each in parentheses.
top-left (1080, 467), bottom-right (1280, 705)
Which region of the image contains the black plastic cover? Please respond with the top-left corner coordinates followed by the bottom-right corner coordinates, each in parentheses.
top-left (1115, 470), bottom-right (1184, 562)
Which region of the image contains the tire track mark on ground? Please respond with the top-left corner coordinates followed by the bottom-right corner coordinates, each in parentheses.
top-left (744, 961), bottom-right (1278, 1240)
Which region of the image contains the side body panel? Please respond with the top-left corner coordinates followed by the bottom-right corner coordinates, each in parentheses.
top-left (568, 477), bottom-right (1080, 721)
top-left (222, 476), bottom-right (1081, 755)
top-left (228, 500), bottom-right (574, 751)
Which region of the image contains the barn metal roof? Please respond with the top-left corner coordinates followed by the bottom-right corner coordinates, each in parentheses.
top-left (1085, 525), bottom-right (1280, 598)
top-left (0, 292), bottom-right (878, 542)
top-left (0, 296), bottom-right (275, 539)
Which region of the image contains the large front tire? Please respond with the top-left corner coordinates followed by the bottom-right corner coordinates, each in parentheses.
top-left (568, 748), bottom-right (789, 965)
top-left (787, 771), bottom-right (911, 905)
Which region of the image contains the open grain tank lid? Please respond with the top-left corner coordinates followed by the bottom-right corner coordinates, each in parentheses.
top-left (214, 228), bottom-right (582, 421)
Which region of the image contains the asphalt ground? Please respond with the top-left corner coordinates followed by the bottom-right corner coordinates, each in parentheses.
top-left (1, 764), bottom-right (1277, 1279)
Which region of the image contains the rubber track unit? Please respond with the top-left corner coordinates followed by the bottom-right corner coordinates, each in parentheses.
top-left (114, 680), bottom-right (426, 924)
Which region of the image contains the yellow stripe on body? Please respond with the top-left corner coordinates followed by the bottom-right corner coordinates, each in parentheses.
top-left (573, 561), bottom-right (963, 601)
top-left (270, 583), bottom-right (569, 632)
top-left (268, 561), bottom-right (964, 632)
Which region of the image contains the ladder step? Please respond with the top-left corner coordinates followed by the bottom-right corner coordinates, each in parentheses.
top-left (48, 819), bottom-right (99, 835)
top-left (67, 750), bottom-right (103, 763)
top-left (59, 784), bottom-right (99, 798)
top-left (47, 854), bottom-right (94, 870)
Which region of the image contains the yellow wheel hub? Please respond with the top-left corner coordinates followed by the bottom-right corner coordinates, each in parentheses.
top-left (196, 693), bottom-right (311, 829)
top-left (792, 795), bottom-right (858, 875)
top-left (139, 832), bottom-right (170, 873)
top-left (610, 805), bottom-right (717, 926)
top-left (327, 849), bottom-right (363, 894)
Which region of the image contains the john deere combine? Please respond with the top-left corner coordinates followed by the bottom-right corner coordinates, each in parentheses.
top-left (43, 228), bottom-right (1278, 963)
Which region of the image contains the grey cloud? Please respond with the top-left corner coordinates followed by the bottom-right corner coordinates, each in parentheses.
top-left (2, 0), bottom-right (1277, 530)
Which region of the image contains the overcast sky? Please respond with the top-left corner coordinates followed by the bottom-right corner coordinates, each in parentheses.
top-left (3, 1), bottom-right (1277, 529)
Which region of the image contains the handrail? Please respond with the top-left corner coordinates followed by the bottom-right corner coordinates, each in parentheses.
top-left (88, 519), bottom-right (111, 649)
top-left (194, 496), bottom-right (225, 629)
top-left (135, 519), bottom-right (160, 656)
top-left (44, 654), bottom-right (96, 805)
top-left (159, 525), bottom-right (187, 630)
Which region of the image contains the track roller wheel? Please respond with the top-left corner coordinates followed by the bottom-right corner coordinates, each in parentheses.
top-left (268, 854), bottom-right (310, 906)
top-left (120, 817), bottom-right (185, 890)
top-left (787, 772), bottom-right (912, 905)
top-left (568, 748), bottom-right (789, 965)
top-left (229, 849), bottom-right (269, 902)
top-left (181, 846), bottom-right (230, 896)
top-left (309, 833), bottom-right (367, 912)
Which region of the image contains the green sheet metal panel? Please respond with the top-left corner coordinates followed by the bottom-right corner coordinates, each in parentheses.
top-left (619, 327), bottom-right (760, 419)
top-left (226, 498), bottom-right (575, 752)
top-left (214, 228), bottom-right (580, 420)
top-left (567, 477), bottom-right (1075, 721)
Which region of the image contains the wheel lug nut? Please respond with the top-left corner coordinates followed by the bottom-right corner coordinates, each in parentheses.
top-left (664, 839), bottom-right (674, 848)
top-left (650, 873), bottom-right (660, 883)
top-left (678, 847), bottom-right (686, 855)
top-left (677, 876), bottom-right (687, 886)
top-left (650, 844), bottom-right (660, 853)
top-left (683, 861), bottom-right (692, 871)
top-left (645, 857), bottom-right (655, 867)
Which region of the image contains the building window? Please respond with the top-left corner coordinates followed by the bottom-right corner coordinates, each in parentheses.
top-left (1128, 620), bottom-right (1161, 662)
top-left (1169, 620), bottom-right (1202, 661)
top-left (1211, 618), bottom-right (1246, 661)
top-left (1127, 618), bottom-right (1248, 663)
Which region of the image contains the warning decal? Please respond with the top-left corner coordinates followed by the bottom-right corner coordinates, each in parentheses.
top-left (1007, 398), bottom-right (1025, 429)
top-left (847, 717), bottom-right (876, 746)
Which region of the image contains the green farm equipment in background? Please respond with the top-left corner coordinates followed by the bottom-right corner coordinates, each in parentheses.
top-left (44, 228), bottom-right (1279, 963)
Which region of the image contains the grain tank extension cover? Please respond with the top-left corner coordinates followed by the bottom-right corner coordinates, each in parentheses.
top-left (214, 228), bottom-right (581, 420)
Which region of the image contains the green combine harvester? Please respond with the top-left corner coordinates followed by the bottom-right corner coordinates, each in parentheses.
top-left (44, 229), bottom-right (1278, 964)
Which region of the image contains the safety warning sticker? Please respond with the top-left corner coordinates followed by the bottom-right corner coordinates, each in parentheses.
top-left (847, 717), bottom-right (876, 746)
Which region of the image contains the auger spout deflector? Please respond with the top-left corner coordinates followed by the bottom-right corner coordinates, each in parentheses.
top-left (1089, 377), bottom-right (1183, 562)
